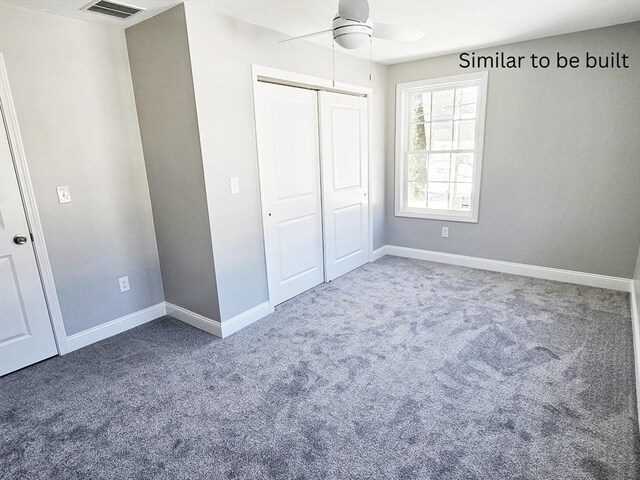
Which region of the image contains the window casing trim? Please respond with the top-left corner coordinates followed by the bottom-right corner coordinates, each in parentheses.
top-left (394, 71), bottom-right (488, 223)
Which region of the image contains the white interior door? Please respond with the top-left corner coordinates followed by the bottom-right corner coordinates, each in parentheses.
top-left (0, 110), bottom-right (57, 377)
top-left (319, 91), bottom-right (369, 281)
top-left (255, 82), bottom-right (324, 306)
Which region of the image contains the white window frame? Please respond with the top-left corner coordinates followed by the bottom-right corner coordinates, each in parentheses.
top-left (395, 71), bottom-right (488, 223)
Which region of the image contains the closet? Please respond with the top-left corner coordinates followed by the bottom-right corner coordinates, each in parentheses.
top-left (254, 81), bottom-right (369, 306)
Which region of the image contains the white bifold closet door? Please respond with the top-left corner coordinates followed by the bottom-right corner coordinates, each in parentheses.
top-left (318, 91), bottom-right (369, 281)
top-left (255, 82), bottom-right (325, 306)
top-left (255, 82), bottom-right (369, 306)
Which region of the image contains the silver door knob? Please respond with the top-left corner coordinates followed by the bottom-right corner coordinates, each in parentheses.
top-left (13, 234), bottom-right (28, 245)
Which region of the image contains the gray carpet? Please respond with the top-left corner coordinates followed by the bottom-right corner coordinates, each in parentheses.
top-left (1, 256), bottom-right (638, 479)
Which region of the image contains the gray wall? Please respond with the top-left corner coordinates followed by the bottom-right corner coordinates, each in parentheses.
top-left (126, 5), bottom-right (220, 321)
top-left (0, 4), bottom-right (164, 335)
top-left (385, 22), bottom-right (640, 278)
top-left (184, 3), bottom-right (387, 321)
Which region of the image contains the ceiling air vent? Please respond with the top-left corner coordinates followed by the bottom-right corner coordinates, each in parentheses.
top-left (83, 1), bottom-right (145, 19)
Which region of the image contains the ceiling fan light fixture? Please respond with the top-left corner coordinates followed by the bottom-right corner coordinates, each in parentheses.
top-left (332, 14), bottom-right (372, 49)
top-left (334, 32), bottom-right (369, 49)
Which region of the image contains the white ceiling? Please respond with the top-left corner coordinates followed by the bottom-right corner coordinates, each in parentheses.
top-left (198, 0), bottom-right (640, 64)
top-left (0, 0), bottom-right (181, 28)
top-left (2, 0), bottom-right (639, 64)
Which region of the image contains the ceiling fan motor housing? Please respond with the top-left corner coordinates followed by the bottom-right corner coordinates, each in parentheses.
top-left (332, 14), bottom-right (372, 49)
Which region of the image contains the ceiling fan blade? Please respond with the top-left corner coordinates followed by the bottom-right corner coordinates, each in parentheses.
top-left (338, 0), bottom-right (369, 22)
top-left (372, 22), bottom-right (425, 42)
top-left (279, 29), bottom-right (332, 44)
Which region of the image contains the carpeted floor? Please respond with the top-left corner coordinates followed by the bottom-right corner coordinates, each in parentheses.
top-left (1, 256), bottom-right (639, 479)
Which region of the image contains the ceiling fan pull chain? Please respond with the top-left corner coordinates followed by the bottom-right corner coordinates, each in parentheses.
top-left (332, 42), bottom-right (336, 88)
top-left (369, 35), bottom-right (372, 82)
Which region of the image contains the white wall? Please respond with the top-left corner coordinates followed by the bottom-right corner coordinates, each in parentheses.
top-left (184, 3), bottom-right (387, 321)
top-left (0, 4), bottom-right (163, 335)
top-left (385, 22), bottom-right (640, 278)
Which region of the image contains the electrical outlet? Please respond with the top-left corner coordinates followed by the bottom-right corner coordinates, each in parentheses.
top-left (118, 276), bottom-right (130, 292)
top-left (442, 226), bottom-right (449, 238)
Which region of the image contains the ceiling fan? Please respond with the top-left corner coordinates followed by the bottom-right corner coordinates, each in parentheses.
top-left (280, 0), bottom-right (425, 50)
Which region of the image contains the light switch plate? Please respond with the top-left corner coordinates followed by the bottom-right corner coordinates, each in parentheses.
top-left (57, 186), bottom-right (71, 204)
top-left (230, 177), bottom-right (240, 195)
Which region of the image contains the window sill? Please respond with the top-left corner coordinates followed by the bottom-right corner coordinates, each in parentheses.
top-left (395, 209), bottom-right (478, 223)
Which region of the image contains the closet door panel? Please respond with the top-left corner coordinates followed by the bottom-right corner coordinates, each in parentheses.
top-left (255, 82), bottom-right (324, 305)
top-left (319, 91), bottom-right (369, 281)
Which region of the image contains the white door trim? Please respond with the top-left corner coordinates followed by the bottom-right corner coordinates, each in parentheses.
top-left (0, 54), bottom-right (68, 354)
top-left (252, 65), bottom-right (372, 97)
top-left (251, 65), bottom-right (373, 309)
top-left (630, 286), bottom-right (640, 430)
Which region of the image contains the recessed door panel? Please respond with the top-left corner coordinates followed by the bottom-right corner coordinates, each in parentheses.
top-left (272, 102), bottom-right (315, 201)
top-left (333, 204), bottom-right (363, 261)
top-left (255, 82), bottom-right (324, 305)
top-left (331, 106), bottom-right (362, 190)
top-left (277, 214), bottom-right (319, 281)
top-left (320, 91), bottom-right (370, 281)
top-left (0, 256), bottom-right (30, 344)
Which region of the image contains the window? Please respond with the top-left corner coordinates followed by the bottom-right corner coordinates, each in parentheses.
top-left (395, 72), bottom-right (488, 223)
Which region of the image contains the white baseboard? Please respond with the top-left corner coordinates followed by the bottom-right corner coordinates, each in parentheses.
top-left (220, 301), bottom-right (273, 337)
top-left (375, 245), bottom-right (632, 292)
top-left (370, 246), bottom-right (388, 262)
top-left (66, 302), bottom-right (167, 352)
top-left (165, 301), bottom-right (273, 338)
top-left (165, 302), bottom-right (222, 337)
top-left (631, 285), bottom-right (640, 431)
top-left (65, 299), bottom-right (272, 354)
